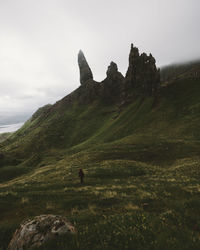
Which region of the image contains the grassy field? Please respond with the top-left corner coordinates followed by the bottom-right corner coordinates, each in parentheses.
top-left (0, 79), bottom-right (200, 249)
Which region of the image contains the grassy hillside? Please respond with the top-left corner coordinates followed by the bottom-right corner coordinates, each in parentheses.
top-left (0, 78), bottom-right (200, 249)
top-left (0, 133), bottom-right (11, 143)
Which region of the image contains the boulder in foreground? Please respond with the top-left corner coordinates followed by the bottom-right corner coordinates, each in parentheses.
top-left (8, 214), bottom-right (76, 250)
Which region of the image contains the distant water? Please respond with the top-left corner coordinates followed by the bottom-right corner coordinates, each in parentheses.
top-left (0, 122), bottom-right (24, 134)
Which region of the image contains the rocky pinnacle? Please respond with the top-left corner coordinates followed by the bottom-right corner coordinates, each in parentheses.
top-left (78, 50), bottom-right (93, 85)
top-left (125, 44), bottom-right (160, 95)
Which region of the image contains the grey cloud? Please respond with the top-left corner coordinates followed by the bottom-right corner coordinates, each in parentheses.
top-left (0, 0), bottom-right (199, 122)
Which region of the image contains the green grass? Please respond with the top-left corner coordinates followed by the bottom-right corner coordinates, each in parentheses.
top-left (0, 79), bottom-right (200, 249)
top-left (0, 147), bottom-right (199, 249)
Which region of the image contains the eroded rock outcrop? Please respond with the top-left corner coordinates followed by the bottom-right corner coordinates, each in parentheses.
top-left (106, 62), bottom-right (118, 79)
top-left (8, 214), bottom-right (76, 250)
top-left (125, 44), bottom-right (160, 95)
top-left (76, 44), bottom-right (160, 104)
top-left (78, 50), bottom-right (93, 85)
top-left (100, 61), bottom-right (124, 103)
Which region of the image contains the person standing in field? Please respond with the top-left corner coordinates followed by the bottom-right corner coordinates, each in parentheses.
top-left (78, 168), bottom-right (84, 184)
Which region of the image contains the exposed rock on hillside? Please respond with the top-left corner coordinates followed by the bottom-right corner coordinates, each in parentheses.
top-left (78, 50), bottom-right (93, 85)
top-left (61, 44), bottom-right (160, 106)
top-left (76, 44), bottom-right (160, 104)
top-left (125, 44), bottom-right (160, 95)
top-left (100, 62), bottom-right (125, 103)
top-left (8, 214), bottom-right (76, 250)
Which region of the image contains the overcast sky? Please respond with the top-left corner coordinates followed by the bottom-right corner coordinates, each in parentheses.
top-left (0, 0), bottom-right (200, 121)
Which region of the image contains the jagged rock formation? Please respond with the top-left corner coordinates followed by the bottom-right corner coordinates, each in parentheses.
top-left (77, 44), bottom-right (160, 104)
top-left (106, 61), bottom-right (124, 83)
top-left (78, 50), bottom-right (93, 85)
top-left (106, 62), bottom-right (119, 79)
top-left (100, 61), bottom-right (125, 103)
top-left (125, 44), bottom-right (160, 95)
top-left (8, 215), bottom-right (76, 250)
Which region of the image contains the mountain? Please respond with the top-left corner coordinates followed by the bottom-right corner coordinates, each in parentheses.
top-left (0, 45), bottom-right (199, 250)
top-left (0, 44), bottom-right (161, 165)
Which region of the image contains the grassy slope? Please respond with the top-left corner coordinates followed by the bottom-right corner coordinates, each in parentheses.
top-left (0, 133), bottom-right (12, 143)
top-left (0, 79), bottom-right (200, 249)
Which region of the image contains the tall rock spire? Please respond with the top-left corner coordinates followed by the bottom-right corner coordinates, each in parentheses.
top-left (78, 50), bottom-right (93, 85)
top-left (125, 44), bottom-right (160, 95)
top-left (125, 44), bottom-right (140, 87)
